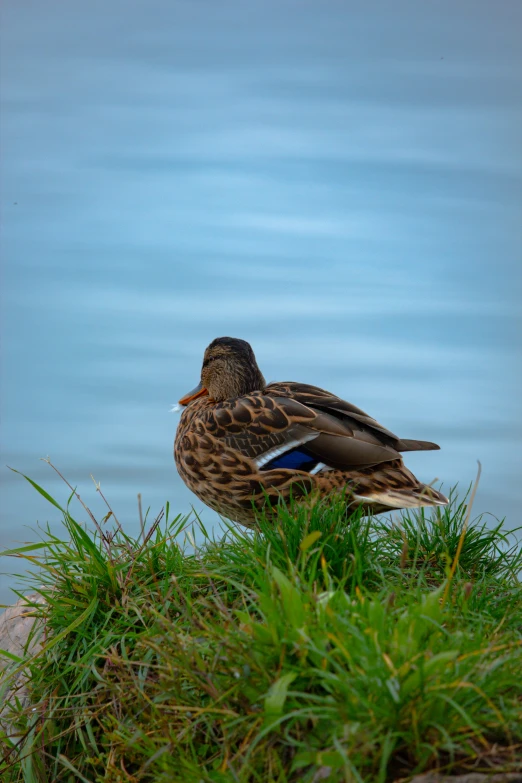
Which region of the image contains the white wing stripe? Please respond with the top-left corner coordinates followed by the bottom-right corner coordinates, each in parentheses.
top-left (255, 432), bottom-right (317, 469)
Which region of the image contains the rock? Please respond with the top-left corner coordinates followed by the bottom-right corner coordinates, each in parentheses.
top-left (404, 773), bottom-right (522, 783)
top-left (0, 593), bottom-right (47, 733)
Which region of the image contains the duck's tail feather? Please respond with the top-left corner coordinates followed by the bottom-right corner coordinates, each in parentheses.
top-left (396, 439), bottom-right (440, 452)
top-left (354, 484), bottom-right (448, 510)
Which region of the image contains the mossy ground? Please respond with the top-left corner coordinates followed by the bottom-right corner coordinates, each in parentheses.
top-left (1, 472), bottom-right (521, 782)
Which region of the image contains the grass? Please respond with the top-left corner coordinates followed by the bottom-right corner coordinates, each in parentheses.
top-left (0, 470), bottom-right (521, 783)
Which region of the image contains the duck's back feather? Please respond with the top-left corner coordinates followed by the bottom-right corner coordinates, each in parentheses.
top-left (209, 387), bottom-right (405, 473)
top-left (266, 382), bottom-right (440, 454)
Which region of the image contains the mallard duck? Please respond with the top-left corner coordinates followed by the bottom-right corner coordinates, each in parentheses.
top-left (174, 337), bottom-right (447, 527)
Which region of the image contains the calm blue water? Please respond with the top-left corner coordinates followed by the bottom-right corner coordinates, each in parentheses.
top-left (1, 1), bottom-right (521, 602)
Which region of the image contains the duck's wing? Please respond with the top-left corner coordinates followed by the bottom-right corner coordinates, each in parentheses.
top-left (206, 390), bottom-right (405, 474)
top-left (266, 382), bottom-right (440, 454)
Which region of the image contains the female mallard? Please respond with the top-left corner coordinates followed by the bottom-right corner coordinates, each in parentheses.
top-left (174, 337), bottom-right (447, 527)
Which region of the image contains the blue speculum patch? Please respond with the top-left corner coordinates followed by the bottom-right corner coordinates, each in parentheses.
top-left (263, 447), bottom-right (319, 473)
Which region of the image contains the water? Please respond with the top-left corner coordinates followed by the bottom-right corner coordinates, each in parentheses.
top-left (1, 0), bottom-right (521, 602)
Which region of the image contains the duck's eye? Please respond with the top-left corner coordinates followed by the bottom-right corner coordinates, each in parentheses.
top-left (203, 356), bottom-right (217, 367)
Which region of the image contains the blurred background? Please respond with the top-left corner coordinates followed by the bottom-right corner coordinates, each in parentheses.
top-left (1, 0), bottom-right (521, 602)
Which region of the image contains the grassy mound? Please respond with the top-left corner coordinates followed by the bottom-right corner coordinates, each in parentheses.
top-left (1, 475), bottom-right (521, 782)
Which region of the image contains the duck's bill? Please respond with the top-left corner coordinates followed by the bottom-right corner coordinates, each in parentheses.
top-left (179, 383), bottom-right (209, 405)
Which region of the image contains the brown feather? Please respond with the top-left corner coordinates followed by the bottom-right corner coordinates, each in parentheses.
top-left (174, 340), bottom-right (447, 527)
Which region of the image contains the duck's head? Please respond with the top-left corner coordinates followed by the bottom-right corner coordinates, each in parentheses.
top-left (179, 337), bottom-right (266, 405)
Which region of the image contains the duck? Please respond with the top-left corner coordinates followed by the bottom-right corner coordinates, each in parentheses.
top-left (174, 337), bottom-right (447, 527)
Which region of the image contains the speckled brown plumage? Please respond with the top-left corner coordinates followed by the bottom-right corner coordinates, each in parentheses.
top-left (174, 338), bottom-right (448, 527)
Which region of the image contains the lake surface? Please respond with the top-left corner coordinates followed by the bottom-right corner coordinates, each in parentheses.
top-left (1, 1), bottom-right (521, 602)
